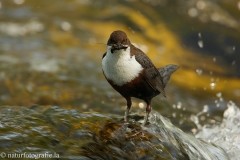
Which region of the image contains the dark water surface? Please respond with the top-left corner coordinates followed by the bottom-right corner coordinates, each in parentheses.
top-left (0, 0), bottom-right (240, 158)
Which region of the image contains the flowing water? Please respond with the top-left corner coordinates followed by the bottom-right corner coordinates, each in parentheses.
top-left (195, 101), bottom-right (240, 160)
top-left (0, 105), bottom-right (231, 160)
top-left (0, 0), bottom-right (240, 159)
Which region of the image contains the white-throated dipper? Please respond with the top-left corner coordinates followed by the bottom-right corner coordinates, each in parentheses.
top-left (102, 30), bottom-right (179, 125)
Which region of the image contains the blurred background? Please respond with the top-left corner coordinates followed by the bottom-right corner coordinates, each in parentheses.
top-left (0, 0), bottom-right (239, 131)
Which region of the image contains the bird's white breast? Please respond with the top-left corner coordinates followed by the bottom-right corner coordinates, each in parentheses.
top-left (102, 46), bottom-right (143, 86)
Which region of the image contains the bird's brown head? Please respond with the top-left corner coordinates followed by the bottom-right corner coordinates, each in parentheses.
top-left (107, 30), bottom-right (130, 53)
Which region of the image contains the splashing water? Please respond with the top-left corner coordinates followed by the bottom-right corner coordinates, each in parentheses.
top-left (195, 101), bottom-right (240, 160)
top-left (147, 111), bottom-right (229, 160)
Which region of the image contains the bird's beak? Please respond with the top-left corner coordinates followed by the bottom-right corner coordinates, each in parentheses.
top-left (117, 42), bottom-right (121, 48)
top-left (110, 42), bottom-right (128, 53)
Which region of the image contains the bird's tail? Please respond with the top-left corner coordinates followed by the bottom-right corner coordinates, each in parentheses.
top-left (158, 64), bottom-right (180, 87)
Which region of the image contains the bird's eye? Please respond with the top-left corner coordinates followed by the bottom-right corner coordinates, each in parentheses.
top-left (123, 39), bottom-right (127, 42)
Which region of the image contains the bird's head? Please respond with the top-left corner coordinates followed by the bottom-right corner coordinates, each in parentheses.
top-left (107, 30), bottom-right (130, 53)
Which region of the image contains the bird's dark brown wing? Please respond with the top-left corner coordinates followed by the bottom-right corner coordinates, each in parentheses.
top-left (134, 47), bottom-right (166, 97)
top-left (102, 52), bottom-right (106, 59)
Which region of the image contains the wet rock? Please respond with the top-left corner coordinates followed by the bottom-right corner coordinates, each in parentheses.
top-left (0, 106), bottom-right (229, 159)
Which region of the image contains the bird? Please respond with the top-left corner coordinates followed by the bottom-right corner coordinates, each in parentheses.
top-left (102, 30), bottom-right (179, 125)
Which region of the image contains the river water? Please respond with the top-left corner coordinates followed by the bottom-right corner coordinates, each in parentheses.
top-left (0, 0), bottom-right (240, 159)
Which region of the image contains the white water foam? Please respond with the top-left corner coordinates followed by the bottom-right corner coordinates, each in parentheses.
top-left (195, 101), bottom-right (240, 160)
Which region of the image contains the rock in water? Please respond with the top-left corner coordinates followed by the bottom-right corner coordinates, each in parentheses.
top-left (0, 105), bottom-right (229, 159)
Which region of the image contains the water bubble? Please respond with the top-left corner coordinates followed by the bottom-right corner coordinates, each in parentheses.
top-left (191, 128), bottom-right (197, 134)
top-left (179, 120), bottom-right (184, 125)
top-left (203, 105), bottom-right (208, 112)
top-left (213, 57), bottom-right (216, 62)
top-left (177, 102), bottom-right (182, 109)
top-left (216, 92), bottom-right (224, 102)
top-left (196, 69), bottom-right (203, 75)
top-left (210, 83), bottom-right (216, 89)
top-left (82, 104), bottom-right (88, 109)
top-left (14, 0), bottom-right (25, 5)
top-left (219, 97), bottom-right (223, 102)
top-left (198, 40), bottom-right (204, 48)
top-left (198, 32), bottom-right (202, 38)
top-left (224, 101), bottom-right (236, 118)
top-left (233, 46), bottom-right (235, 51)
top-left (61, 21), bottom-right (71, 31)
top-left (172, 104), bottom-right (176, 109)
top-left (138, 102), bottom-right (145, 109)
top-left (188, 8), bottom-right (198, 17)
top-left (172, 112), bottom-right (176, 118)
top-left (216, 92), bottom-right (222, 98)
top-left (196, 1), bottom-right (206, 10)
top-left (26, 83), bottom-right (33, 92)
top-left (29, 21), bottom-right (44, 32)
top-left (190, 114), bottom-right (201, 128)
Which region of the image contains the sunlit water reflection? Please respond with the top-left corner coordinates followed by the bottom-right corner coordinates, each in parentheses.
top-left (0, 0), bottom-right (240, 158)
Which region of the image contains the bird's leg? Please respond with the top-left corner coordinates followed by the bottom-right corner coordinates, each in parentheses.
top-left (124, 97), bottom-right (132, 122)
top-left (143, 102), bottom-right (151, 126)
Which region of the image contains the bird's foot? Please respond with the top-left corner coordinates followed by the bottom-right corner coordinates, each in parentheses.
top-left (124, 109), bottom-right (130, 122)
top-left (124, 114), bottom-right (128, 122)
top-left (142, 104), bottom-right (151, 126)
